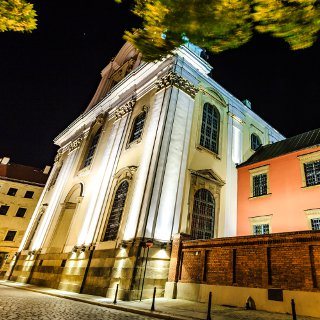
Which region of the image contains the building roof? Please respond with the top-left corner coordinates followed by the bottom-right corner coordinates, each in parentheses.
top-left (0, 162), bottom-right (49, 186)
top-left (238, 128), bottom-right (320, 168)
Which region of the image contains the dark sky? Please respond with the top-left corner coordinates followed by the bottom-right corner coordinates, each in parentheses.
top-left (0, 0), bottom-right (319, 168)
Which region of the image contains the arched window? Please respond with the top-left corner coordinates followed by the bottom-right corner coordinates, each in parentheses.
top-left (82, 127), bottom-right (102, 168)
top-left (103, 180), bottom-right (129, 241)
top-left (200, 103), bottom-right (220, 154)
top-left (251, 133), bottom-right (262, 151)
top-left (191, 189), bottom-right (215, 239)
top-left (129, 111), bottom-right (146, 143)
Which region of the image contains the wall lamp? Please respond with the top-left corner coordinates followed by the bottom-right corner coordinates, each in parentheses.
top-left (72, 245), bottom-right (78, 253)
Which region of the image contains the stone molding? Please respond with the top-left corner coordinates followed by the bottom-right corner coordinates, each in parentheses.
top-left (54, 150), bottom-right (63, 163)
top-left (155, 72), bottom-right (198, 98)
top-left (68, 136), bottom-right (83, 154)
top-left (115, 98), bottom-right (136, 120)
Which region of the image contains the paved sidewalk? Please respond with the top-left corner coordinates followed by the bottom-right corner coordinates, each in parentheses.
top-left (0, 280), bottom-right (319, 320)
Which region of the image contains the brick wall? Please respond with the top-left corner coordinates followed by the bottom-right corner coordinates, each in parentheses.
top-left (168, 231), bottom-right (320, 291)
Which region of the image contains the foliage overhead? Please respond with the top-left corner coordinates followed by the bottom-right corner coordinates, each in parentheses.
top-left (0, 0), bottom-right (37, 32)
top-left (121, 0), bottom-right (320, 61)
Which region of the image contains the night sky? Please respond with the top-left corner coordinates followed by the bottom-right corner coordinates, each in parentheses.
top-left (0, 0), bottom-right (319, 168)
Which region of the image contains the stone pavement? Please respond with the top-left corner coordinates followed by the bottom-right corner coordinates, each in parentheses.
top-left (0, 285), bottom-right (158, 320)
top-left (0, 280), bottom-right (319, 320)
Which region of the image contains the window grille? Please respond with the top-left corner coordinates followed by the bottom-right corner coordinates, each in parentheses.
top-left (311, 218), bottom-right (320, 231)
top-left (253, 224), bottom-right (269, 235)
top-left (83, 127), bottom-right (102, 168)
top-left (304, 160), bottom-right (320, 187)
top-left (16, 207), bottom-right (27, 218)
top-left (191, 189), bottom-right (215, 240)
top-left (253, 174), bottom-right (268, 197)
top-left (251, 133), bottom-right (262, 151)
top-left (129, 111), bottom-right (146, 143)
top-left (103, 180), bottom-right (129, 241)
top-left (4, 230), bottom-right (17, 241)
top-left (200, 103), bottom-right (220, 154)
top-left (0, 205), bottom-right (9, 215)
top-left (7, 188), bottom-right (18, 196)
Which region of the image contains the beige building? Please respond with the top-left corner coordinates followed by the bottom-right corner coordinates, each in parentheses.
top-left (0, 157), bottom-right (49, 277)
top-left (8, 42), bottom-right (283, 299)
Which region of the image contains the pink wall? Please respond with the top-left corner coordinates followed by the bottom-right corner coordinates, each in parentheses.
top-left (237, 146), bottom-right (320, 236)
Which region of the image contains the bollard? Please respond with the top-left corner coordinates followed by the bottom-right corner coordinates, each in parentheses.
top-left (206, 291), bottom-right (212, 320)
top-left (291, 299), bottom-right (297, 320)
top-left (113, 283), bottom-right (119, 304)
top-left (151, 287), bottom-right (156, 311)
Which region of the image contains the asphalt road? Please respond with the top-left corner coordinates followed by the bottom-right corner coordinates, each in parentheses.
top-left (0, 285), bottom-right (158, 320)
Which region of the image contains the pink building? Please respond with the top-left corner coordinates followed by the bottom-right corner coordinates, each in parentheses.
top-left (237, 128), bottom-right (320, 236)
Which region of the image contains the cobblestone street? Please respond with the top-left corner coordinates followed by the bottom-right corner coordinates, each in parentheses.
top-left (0, 286), bottom-right (158, 320)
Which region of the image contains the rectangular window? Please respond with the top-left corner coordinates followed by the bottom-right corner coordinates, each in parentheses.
top-left (253, 174), bottom-right (268, 197)
top-left (7, 188), bottom-right (18, 196)
top-left (311, 218), bottom-right (320, 231)
top-left (4, 230), bottom-right (17, 241)
top-left (24, 191), bottom-right (34, 198)
top-left (0, 205), bottom-right (9, 215)
top-left (253, 224), bottom-right (269, 235)
top-left (304, 160), bottom-right (320, 187)
top-left (16, 207), bottom-right (27, 218)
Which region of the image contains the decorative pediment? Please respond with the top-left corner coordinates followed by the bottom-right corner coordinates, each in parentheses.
top-left (114, 166), bottom-right (138, 180)
top-left (190, 169), bottom-right (225, 186)
top-left (199, 86), bottom-right (228, 107)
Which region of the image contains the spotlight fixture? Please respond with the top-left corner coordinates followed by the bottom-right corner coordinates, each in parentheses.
top-left (80, 245), bottom-right (86, 252)
top-left (72, 245), bottom-right (78, 253)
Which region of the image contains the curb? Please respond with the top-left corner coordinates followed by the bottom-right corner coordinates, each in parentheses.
top-left (0, 282), bottom-right (194, 320)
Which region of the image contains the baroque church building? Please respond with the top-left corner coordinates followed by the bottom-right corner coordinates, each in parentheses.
top-left (6, 42), bottom-right (283, 299)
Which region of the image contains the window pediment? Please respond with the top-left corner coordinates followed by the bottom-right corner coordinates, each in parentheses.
top-left (190, 169), bottom-right (225, 187)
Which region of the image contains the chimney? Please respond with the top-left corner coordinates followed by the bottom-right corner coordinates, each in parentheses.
top-left (1, 157), bottom-right (10, 165)
top-left (242, 99), bottom-right (252, 109)
top-left (43, 166), bottom-right (51, 174)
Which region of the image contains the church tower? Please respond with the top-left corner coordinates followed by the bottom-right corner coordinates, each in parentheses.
top-left (7, 42), bottom-right (283, 299)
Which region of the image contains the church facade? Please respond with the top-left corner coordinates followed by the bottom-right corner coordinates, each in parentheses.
top-left (7, 42), bottom-right (283, 299)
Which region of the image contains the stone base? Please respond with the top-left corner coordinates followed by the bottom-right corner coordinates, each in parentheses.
top-left (10, 240), bottom-right (172, 300)
top-left (167, 282), bottom-right (320, 318)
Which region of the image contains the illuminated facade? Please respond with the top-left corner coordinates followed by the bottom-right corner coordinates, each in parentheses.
top-left (0, 157), bottom-right (49, 278)
top-left (237, 128), bottom-right (320, 236)
top-left (8, 42), bottom-right (283, 299)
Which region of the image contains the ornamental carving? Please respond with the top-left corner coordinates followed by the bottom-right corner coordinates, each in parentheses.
top-left (115, 98), bottom-right (136, 120)
top-left (68, 136), bottom-right (83, 154)
top-left (155, 72), bottom-right (199, 98)
top-left (54, 149), bottom-right (63, 163)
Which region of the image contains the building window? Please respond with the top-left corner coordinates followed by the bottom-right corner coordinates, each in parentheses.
top-left (129, 111), bottom-right (146, 143)
top-left (0, 205), bottom-right (9, 215)
top-left (253, 174), bottom-right (268, 197)
top-left (103, 180), bottom-right (129, 241)
top-left (4, 230), bottom-right (17, 241)
top-left (82, 127), bottom-right (102, 168)
top-left (7, 188), bottom-right (18, 196)
top-left (191, 189), bottom-right (215, 240)
top-left (311, 218), bottom-right (320, 231)
top-left (16, 207), bottom-right (27, 218)
top-left (200, 103), bottom-right (220, 154)
top-left (304, 160), bottom-right (320, 187)
top-left (253, 224), bottom-right (269, 235)
top-left (24, 191), bottom-right (34, 199)
top-left (251, 133), bottom-right (262, 151)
